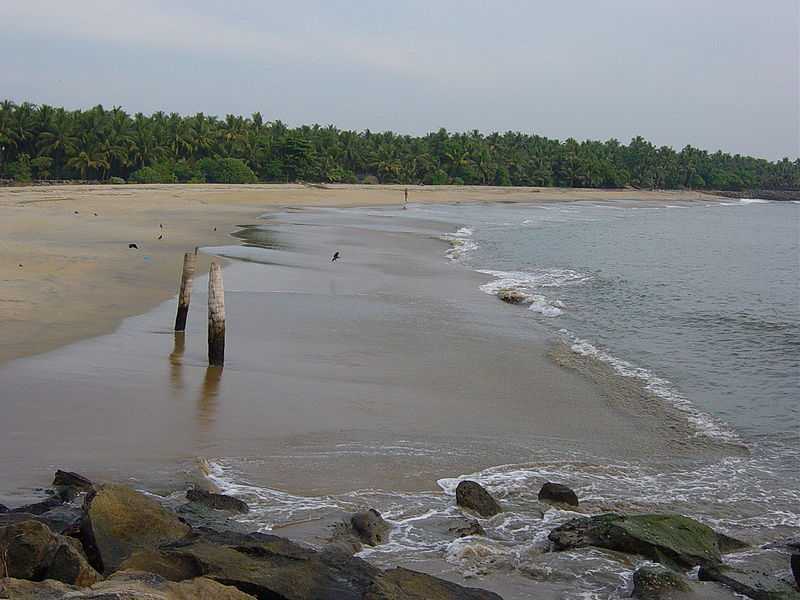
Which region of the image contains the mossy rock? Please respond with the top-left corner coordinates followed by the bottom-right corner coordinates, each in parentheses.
top-left (549, 513), bottom-right (740, 569)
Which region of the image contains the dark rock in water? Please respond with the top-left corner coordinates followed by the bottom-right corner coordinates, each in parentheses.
top-left (497, 289), bottom-right (528, 304)
top-left (456, 480), bottom-right (502, 517)
top-left (0, 519), bottom-right (99, 586)
top-left (449, 518), bottom-right (487, 538)
top-left (158, 528), bottom-right (503, 599)
top-left (186, 487), bottom-right (249, 513)
top-left (791, 553), bottom-right (799, 589)
top-left (176, 500), bottom-right (251, 534)
top-left (0, 502), bottom-right (7, 513)
top-left (10, 496), bottom-right (63, 515)
top-left (351, 508), bottom-right (391, 546)
top-left (538, 482), bottom-right (579, 507)
top-left (82, 483), bottom-right (191, 574)
top-left (632, 565), bottom-right (691, 599)
top-left (53, 469), bottom-right (94, 496)
top-left (699, 562), bottom-right (799, 599)
top-left (548, 513), bottom-right (726, 569)
top-left (378, 567), bottom-right (504, 599)
top-left (716, 531), bottom-right (749, 554)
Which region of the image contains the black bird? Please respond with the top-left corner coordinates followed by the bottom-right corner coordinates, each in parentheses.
top-left (93, 213), bottom-right (98, 216)
top-left (157, 234), bottom-right (163, 240)
top-left (74, 210), bottom-right (79, 215)
top-left (128, 243), bottom-right (139, 249)
top-left (331, 251), bottom-right (340, 262)
top-left (213, 227), bottom-right (217, 231)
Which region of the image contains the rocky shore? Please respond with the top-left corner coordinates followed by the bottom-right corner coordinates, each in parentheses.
top-left (1, 472), bottom-right (798, 599)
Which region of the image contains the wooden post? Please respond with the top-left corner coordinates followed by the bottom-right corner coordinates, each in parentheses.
top-left (208, 262), bottom-right (225, 366)
top-left (174, 252), bottom-right (196, 331)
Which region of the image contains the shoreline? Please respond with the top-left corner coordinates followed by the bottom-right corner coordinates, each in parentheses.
top-left (0, 184), bottom-right (723, 367)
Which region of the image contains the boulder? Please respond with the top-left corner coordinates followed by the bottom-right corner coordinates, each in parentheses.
top-left (455, 481), bottom-right (502, 517)
top-left (186, 488), bottom-right (249, 513)
top-left (0, 519), bottom-right (99, 586)
top-left (0, 503), bottom-right (7, 513)
top-left (0, 571), bottom-right (256, 599)
top-left (538, 482), bottom-right (579, 507)
top-left (632, 565), bottom-right (691, 599)
top-left (548, 513), bottom-right (727, 569)
top-left (158, 528), bottom-right (503, 599)
top-left (82, 483), bottom-right (191, 574)
top-left (792, 553), bottom-right (799, 589)
top-left (448, 518), bottom-right (486, 538)
top-left (9, 496), bottom-right (63, 515)
top-left (372, 567), bottom-right (504, 599)
top-left (497, 289), bottom-right (528, 305)
top-left (351, 509), bottom-right (391, 546)
top-left (698, 548), bottom-right (800, 600)
top-left (0, 505), bottom-right (83, 537)
top-left (53, 470), bottom-right (94, 499)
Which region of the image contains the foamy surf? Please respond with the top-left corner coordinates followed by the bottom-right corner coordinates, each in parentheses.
top-left (441, 226), bottom-right (478, 260)
top-left (477, 268), bottom-right (589, 317)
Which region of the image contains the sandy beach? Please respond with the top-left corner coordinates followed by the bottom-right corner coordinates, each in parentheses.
top-left (0, 183), bottom-right (719, 366)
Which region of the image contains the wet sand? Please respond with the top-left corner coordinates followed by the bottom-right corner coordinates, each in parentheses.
top-left (0, 183), bottom-right (720, 366)
top-left (0, 204), bottom-right (726, 503)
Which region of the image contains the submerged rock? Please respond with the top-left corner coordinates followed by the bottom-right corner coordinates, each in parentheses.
top-left (538, 482), bottom-right (579, 507)
top-left (351, 508), bottom-right (391, 546)
top-left (0, 519), bottom-right (99, 586)
top-left (698, 548), bottom-right (800, 600)
top-left (186, 488), bottom-right (249, 513)
top-left (448, 518), bottom-right (487, 538)
top-left (456, 481), bottom-right (503, 517)
top-left (82, 483), bottom-right (191, 574)
top-left (497, 289), bottom-right (528, 304)
top-left (632, 565), bottom-right (691, 599)
top-left (548, 513), bottom-right (731, 569)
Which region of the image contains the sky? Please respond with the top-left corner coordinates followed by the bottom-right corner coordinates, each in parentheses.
top-left (0, 0), bottom-right (797, 160)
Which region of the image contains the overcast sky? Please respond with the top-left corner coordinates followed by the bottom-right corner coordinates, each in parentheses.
top-left (1, 0), bottom-right (797, 159)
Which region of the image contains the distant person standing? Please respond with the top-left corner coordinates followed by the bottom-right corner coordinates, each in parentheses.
top-left (403, 187), bottom-right (408, 209)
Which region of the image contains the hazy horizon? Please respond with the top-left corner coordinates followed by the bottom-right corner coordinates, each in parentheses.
top-left (1, 0), bottom-right (797, 161)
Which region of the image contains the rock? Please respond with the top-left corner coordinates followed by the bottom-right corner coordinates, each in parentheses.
top-left (82, 483), bottom-right (191, 574)
top-left (792, 553), bottom-right (799, 589)
top-left (351, 508), bottom-right (391, 546)
top-left (372, 567), bottom-right (504, 599)
top-left (175, 501), bottom-right (251, 534)
top-left (158, 527), bottom-right (503, 599)
top-left (9, 496), bottom-right (63, 515)
top-left (186, 488), bottom-right (249, 513)
top-left (0, 506), bottom-right (83, 537)
top-left (699, 564), bottom-right (799, 599)
top-left (0, 519), bottom-right (99, 586)
top-left (449, 518), bottom-right (486, 538)
top-left (0, 503), bottom-right (7, 513)
top-left (632, 565), bottom-right (691, 598)
top-left (497, 289), bottom-right (528, 304)
top-left (0, 572), bottom-right (256, 599)
top-left (52, 470), bottom-right (94, 500)
top-left (118, 548), bottom-right (201, 581)
top-left (455, 481), bottom-right (502, 517)
top-left (548, 513), bottom-right (727, 569)
top-left (538, 482), bottom-right (579, 507)
top-left (716, 531), bottom-right (749, 554)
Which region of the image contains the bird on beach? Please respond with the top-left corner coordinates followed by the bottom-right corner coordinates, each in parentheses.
top-left (157, 234), bottom-right (163, 240)
top-left (331, 251), bottom-right (340, 262)
top-left (128, 243), bottom-right (139, 249)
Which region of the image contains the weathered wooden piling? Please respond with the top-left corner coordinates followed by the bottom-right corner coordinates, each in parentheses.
top-left (207, 262), bottom-right (225, 366)
top-left (174, 252), bottom-right (196, 331)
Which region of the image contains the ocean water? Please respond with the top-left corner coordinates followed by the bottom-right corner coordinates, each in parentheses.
top-left (198, 199), bottom-right (798, 598)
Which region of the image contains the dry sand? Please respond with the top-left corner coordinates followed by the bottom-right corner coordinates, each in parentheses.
top-left (0, 183), bottom-right (719, 365)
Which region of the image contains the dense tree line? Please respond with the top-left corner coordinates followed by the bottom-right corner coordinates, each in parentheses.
top-left (1, 100), bottom-right (798, 190)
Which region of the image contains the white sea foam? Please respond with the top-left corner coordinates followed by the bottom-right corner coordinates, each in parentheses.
top-left (441, 226), bottom-right (478, 260)
top-left (738, 198), bottom-right (770, 204)
top-left (476, 269), bottom-right (588, 317)
top-left (560, 330), bottom-right (740, 443)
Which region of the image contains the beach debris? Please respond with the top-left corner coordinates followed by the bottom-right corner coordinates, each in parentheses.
top-left (631, 565), bottom-right (691, 598)
top-left (208, 263), bottom-right (225, 366)
top-left (455, 480), bottom-right (503, 517)
top-left (186, 488), bottom-right (249, 514)
top-left (331, 250), bottom-right (340, 262)
top-left (128, 243), bottom-right (139, 249)
top-left (82, 483), bottom-right (191, 574)
top-left (350, 508), bottom-right (391, 546)
top-left (538, 482), bottom-right (579, 507)
top-left (699, 547), bottom-right (800, 599)
top-left (174, 252), bottom-right (197, 332)
top-left (0, 519), bottom-right (100, 586)
top-left (548, 513), bottom-right (746, 570)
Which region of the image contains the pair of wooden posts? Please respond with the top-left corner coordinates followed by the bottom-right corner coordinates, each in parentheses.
top-left (175, 252), bottom-right (225, 366)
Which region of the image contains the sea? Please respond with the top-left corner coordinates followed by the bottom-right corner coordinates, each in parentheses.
top-left (197, 198), bottom-right (799, 598)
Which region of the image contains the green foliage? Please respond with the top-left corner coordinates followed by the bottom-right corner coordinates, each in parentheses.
top-left (130, 163), bottom-right (177, 183)
top-left (197, 158), bottom-right (257, 183)
top-left (0, 99), bottom-right (797, 189)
